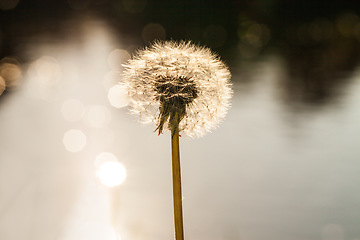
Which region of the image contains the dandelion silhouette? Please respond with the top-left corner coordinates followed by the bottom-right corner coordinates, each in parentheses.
top-left (123, 41), bottom-right (232, 240)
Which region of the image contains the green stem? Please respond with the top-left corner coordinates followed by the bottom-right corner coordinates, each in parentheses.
top-left (171, 114), bottom-right (184, 240)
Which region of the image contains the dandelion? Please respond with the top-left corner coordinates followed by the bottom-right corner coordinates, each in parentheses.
top-left (123, 41), bottom-right (232, 138)
top-left (122, 41), bottom-right (232, 240)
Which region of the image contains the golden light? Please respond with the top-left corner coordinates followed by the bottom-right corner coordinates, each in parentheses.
top-left (95, 152), bottom-right (126, 187)
top-left (107, 84), bottom-right (129, 108)
top-left (84, 105), bottom-right (112, 128)
top-left (0, 76), bottom-right (5, 95)
top-left (61, 99), bottom-right (85, 122)
top-left (0, 60), bottom-right (22, 88)
top-left (63, 129), bottom-right (87, 153)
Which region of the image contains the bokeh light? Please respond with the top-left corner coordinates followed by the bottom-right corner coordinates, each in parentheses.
top-left (61, 99), bottom-right (85, 122)
top-left (27, 56), bottom-right (62, 99)
top-left (141, 23), bottom-right (166, 43)
top-left (84, 105), bottom-right (111, 128)
top-left (336, 12), bottom-right (359, 37)
top-left (95, 152), bottom-right (126, 187)
top-left (63, 129), bottom-right (87, 153)
top-left (0, 58), bottom-right (22, 89)
top-left (107, 84), bottom-right (129, 108)
top-left (0, 76), bottom-right (5, 95)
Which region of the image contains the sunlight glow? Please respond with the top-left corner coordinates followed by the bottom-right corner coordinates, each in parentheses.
top-left (95, 152), bottom-right (126, 187)
top-left (84, 105), bottom-right (111, 128)
top-left (63, 129), bottom-right (87, 152)
top-left (61, 99), bottom-right (85, 122)
top-left (108, 84), bottom-right (129, 108)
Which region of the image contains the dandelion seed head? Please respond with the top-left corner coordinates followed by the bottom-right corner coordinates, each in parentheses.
top-left (122, 41), bottom-right (232, 137)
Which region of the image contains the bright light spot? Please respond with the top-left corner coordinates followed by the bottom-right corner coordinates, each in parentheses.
top-left (0, 0), bottom-right (19, 10)
top-left (107, 49), bottom-right (130, 71)
top-left (96, 153), bottom-right (126, 187)
top-left (77, 222), bottom-right (119, 240)
top-left (0, 59), bottom-right (22, 88)
top-left (31, 56), bottom-right (62, 83)
top-left (27, 56), bottom-right (62, 99)
top-left (108, 84), bottom-right (129, 108)
top-left (84, 105), bottom-right (111, 128)
top-left (63, 129), bottom-right (87, 153)
top-left (141, 23), bottom-right (166, 43)
top-left (61, 99), bottom-right (85, 122)
top-left (0, 76), bottom-right (5, 95)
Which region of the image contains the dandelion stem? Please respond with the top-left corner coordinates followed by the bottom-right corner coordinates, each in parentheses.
top-left (171, 113), bottom-right (184, 240)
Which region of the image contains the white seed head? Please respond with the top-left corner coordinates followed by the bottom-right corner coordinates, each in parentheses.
top-left (122, 41), bottom-right (232, 138)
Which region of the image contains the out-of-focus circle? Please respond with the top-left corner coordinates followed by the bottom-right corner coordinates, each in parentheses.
top-left (0, 0), bottom-right (19, 10)
top-left (61, 99), bottom-right (85, 122)
top-left (108, 84), bottom-right (129, 108)
top-left (141, 23), bottom-right (166, 43)
top-left (0, 76), bottom-right (5, 95)
top-left (31, 56), bottom-right (62, 83)
top-left (107, 49), bottom-right (130, 71)
top-left (203, 24), bottom-right (227, 48)
top-left (96, 160), bottom-right (126, 187)
top-left (122, 0), bottom-right (146, 13)
top-left (0, 59), bottom-right (22, 88)
top-left (84, 105), bottom-right (112, 128)
top-left (63, 129), bottom-right (87, 153)
top-left (27, 56), bottom-right (62, 99)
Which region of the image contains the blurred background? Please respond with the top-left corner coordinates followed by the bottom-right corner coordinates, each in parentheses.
top-left (1, 0), bottom-right (360, 240)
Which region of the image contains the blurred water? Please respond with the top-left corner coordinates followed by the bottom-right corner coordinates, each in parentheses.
top-left (1, 19), bottom-right (360, 240)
